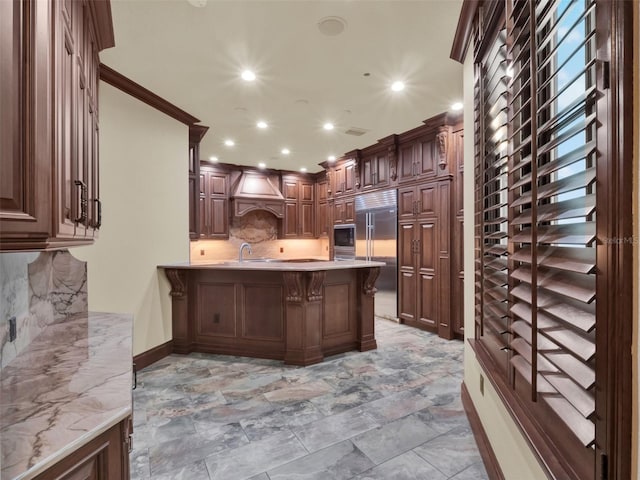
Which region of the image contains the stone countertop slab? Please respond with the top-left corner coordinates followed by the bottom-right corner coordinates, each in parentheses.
top-left (1, 312), bottom-right (133, 480)
top-left (158, 259), bottom-right (385, 271)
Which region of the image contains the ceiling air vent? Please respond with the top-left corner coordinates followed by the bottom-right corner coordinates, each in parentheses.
top-left (344, 127), bottom-right (368, 136)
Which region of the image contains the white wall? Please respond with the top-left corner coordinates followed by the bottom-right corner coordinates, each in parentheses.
top-left (74, 82), bottom-right (189, 356)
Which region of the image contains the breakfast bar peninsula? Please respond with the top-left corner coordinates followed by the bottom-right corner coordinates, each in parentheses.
top-left (160, 259), bottom-right (383, 366)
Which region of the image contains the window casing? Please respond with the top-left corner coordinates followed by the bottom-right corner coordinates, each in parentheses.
top-left (471, 1), bottom-right (632, 479)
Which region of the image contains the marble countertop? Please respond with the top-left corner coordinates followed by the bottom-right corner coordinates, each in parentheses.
top-left (159, 259), bottom-right (385, 271)
top-left (1, 312), bottom-right (133, 480)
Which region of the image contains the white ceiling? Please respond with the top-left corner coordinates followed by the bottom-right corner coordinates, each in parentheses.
top-left (102, 0), bottom-right (464, 173)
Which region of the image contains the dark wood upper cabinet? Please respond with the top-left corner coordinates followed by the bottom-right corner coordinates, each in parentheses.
top-left (397, 136), bottom-right (438, 184)
top-left (331, 158), bottom-right (357, 197)
top-left (199, 164), bottom-right (229, 239)
top-left (188, 125), bottom-right (209, 239)
top-left (0, 0), bottom-right (114, 251)
top-left (360, 151), bottom-right (390, 191)
top-left (281, 174), bottom-right (315, 239)
top-left (315, 175), bottom-right (330, 237)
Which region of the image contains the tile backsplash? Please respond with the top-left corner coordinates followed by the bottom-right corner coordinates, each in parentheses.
top-left (191, 211), bottom-right (330, 262)
top-left (0, 250), bottom-right (88, 369)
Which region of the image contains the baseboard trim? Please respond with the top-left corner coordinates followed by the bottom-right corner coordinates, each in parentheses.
top-left (461, 381), bottom-right (505, 480)
top-left (133, 340), bottom-right (173, 370)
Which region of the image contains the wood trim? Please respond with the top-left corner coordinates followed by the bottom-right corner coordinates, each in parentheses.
top-left (461, 382), bottom-right (505, 480)
top-left (450, 0), bottom-right (479, 63)
top-left (87, 0), bottom-right (115, 50)
top-left (99, 64), bottom-right (201, 125)
top-left (133, 340), bottom-right (173, 370)
top-left (470, 338), bottom-right (588, 479)
top-left (599, 1), bottom-right (634, 478)
top-left (189, 124), bottom-right (209, 144)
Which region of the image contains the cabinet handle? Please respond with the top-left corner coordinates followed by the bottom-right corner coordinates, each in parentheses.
top-left (416, 200), bottom-right (422, 214)
top-left (93, 199), bottom-right (102, 229)
top-left (74, 180), bottom-right (88, 224)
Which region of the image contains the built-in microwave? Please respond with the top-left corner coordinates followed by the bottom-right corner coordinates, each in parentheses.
top-left (333, 224), bottom-right (356, 259)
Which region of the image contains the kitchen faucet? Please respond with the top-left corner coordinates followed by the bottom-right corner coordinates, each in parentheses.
top-left (239, 242), bottom-right (252, 262)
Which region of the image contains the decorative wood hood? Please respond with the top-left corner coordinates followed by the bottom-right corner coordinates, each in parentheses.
top-left (230, 170), bottom-right (285, 218)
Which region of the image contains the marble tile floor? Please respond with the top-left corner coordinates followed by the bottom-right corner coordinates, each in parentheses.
top-left (130, 318), bottom-right (488, 480)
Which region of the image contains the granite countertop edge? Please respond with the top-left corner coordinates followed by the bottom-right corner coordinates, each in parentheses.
top-left (158, 259), bottom-right (386, 271)
top-left (1, 311), bottom-right (133, 480)
top-left (14, 406), bottom-right (133, 480)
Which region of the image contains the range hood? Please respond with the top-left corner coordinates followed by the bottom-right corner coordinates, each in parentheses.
top-left (230, 171), bottom-right (285, 218)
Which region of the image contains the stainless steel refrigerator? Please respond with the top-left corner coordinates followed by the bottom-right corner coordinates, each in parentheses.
top-left (355, 190), bottom-right (397, 320)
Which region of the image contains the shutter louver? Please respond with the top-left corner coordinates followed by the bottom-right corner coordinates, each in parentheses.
top-left (475, 22), bottom-right (510, 371)
top-left (506, 0), bottom-right (597, 450)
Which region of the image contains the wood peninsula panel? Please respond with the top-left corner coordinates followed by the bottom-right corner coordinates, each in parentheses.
top-left (163, 264), bottom-right (381, 366)
top-left (242, 284), bottom-right (284, 340)
top-left (197, 283), bottom-right (236, 337)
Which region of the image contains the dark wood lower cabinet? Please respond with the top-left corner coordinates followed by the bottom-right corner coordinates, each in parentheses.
top-left (33, 417), bottom-right (132, 480)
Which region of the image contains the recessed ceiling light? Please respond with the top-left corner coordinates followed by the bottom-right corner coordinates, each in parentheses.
top-left (323, 123), bottom-right (334, 131)
top-left (318, 16), bottom-right (347, 36)
top-left (281, 148), bottom-right (290, 155)
top-left (300, 167), bottom-right (307, 173)
top-left (209, 156), bottom-right (218, 162)
top-left (241, 70), bottom-right (256, 82)
top-left (451, 102), bottom-right (463, 111)
top-left (327, 155), bottom-right (336, 162)
top-left (257, 121), bottom-right (268, 129)
top-left (391, 81), bottom-right (405, 92)
top-left (258, 162), bottom-right (266, 169)
top-left (224, 139), bottom-right (235, 147)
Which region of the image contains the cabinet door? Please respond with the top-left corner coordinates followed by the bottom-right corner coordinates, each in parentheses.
top-left (56, 0), bottom-right (78, 239)
top-left (416, 220), bottom-right (437, 331)
top-left (398, 222), bottom-right (416, 323)
top-left (344, 162), bottom-right (356, 193)
top-left (0, 0), bottom-right (51, 243)
top-left (397, 143), bottom-right (416, 184)
top-left (333, 165), bottom-right (345, 195)
top-left (398, 187), bottom-right (416, 219)
top-left (416, 137), bottom-right (437, 179)
top-left (198, 196), bottom-right (208, 238)
top-left (210, 197), bottom-right (228, 237)
top-left (282, 177), bottom-right (298, 200)
top-left (360, 156), bottom-right (375, 190)
top-left (316, 201), bottom-right (328, 237)
top-left (202, 169), bottom-right (229, 239)
top-left (416, 183), bottom-right (436, 217)
top-left (344, 199), bottom-right (355, 223)
top-left (333, 200), bottom-right (344, 224)
top-left (316, 179), bottom-right (328, 202)
top-left (300, 202), bottom-right (315, 237)
top-left (300, 181), bottom-right (314, 202)
top-left (374, 154), bottom-right (389, 187)
top-left (283, 202), bottom-right (299, 237)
